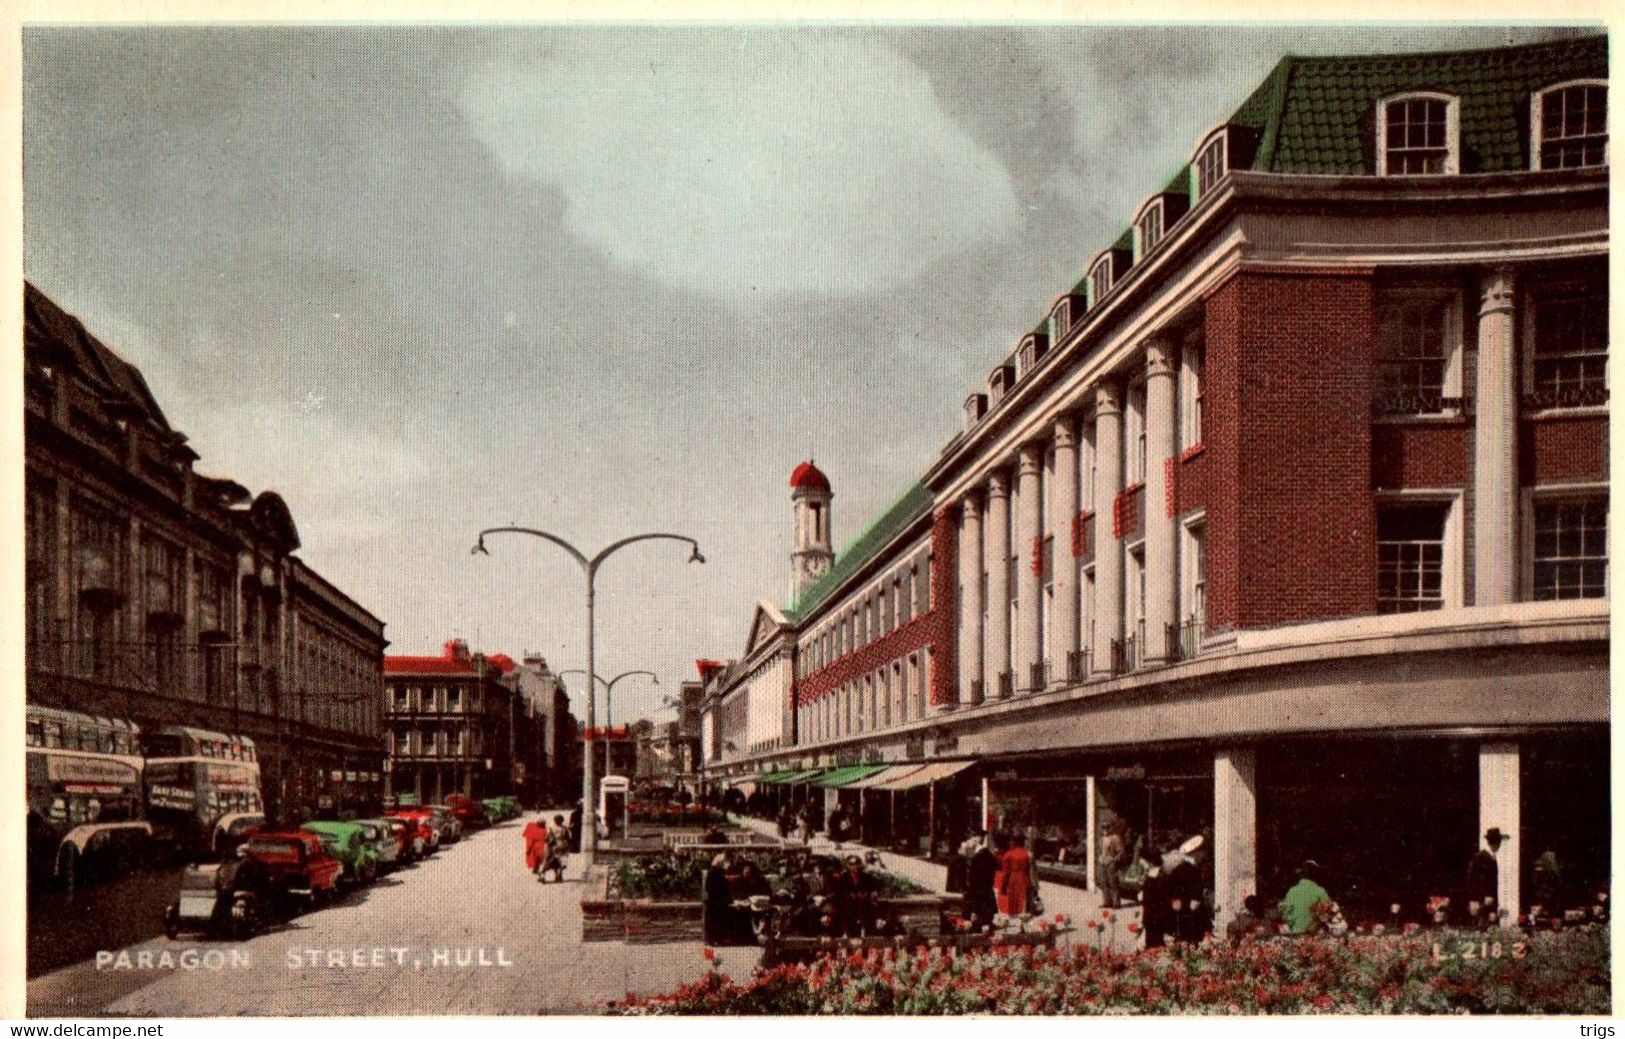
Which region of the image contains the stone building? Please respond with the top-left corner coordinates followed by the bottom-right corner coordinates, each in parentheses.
top-left (700, 36), bottom-right (1609, 927)
top-left (23, 281), bottom-right (388, 823)
top-left (382, 639), bottom-right (518, 803)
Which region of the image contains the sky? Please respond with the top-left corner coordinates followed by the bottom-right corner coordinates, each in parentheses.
top-left (22, 22), bottom-right (1586, 722)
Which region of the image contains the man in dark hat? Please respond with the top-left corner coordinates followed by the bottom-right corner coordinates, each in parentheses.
top-left (1466, 828), bottom-right (1507, 928)
top-left (964, 829), bottom-right (1000, 932)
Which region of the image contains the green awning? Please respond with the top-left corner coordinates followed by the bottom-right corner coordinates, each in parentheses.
top-left (813, 764), bottom-right (889, 788)
top-left (761, 768), bottom-right (825, 785)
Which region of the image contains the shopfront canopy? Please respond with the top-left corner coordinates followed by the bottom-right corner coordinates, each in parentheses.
top-left (763, 768), bottom-right (825, 785)
top-left (875, 759), bottom-right (976, 791)
top-left (813, 764), bottom-right (889, 788)
top-left (844, 764), bottom-right (928, 789)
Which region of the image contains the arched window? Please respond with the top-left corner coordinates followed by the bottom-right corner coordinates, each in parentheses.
top-left (1532, 80), bottom-right (1607, 170)
top-left (1376, 92), bottom-right (1459, 175)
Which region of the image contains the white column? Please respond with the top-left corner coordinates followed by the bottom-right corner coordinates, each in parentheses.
top-left (1474, 267), bottom-right (1519, 606)
top-left (1092, 383), bottom-right (1124, 673)
top-left (1479, 741), bottom-right (1521, 923)
top-left (1213, 747), bottom-right (1258, 932)
top-left (985, 470), bottom-right (1012, 698)
top-left (1142, 338), bottom-right (1179, 664)
top-left (1014, 445), bottom-right (1043, 692)
top-left (1084, 774), bottom-right (1098, 892)
top-left (1050, 416), bottom-right (1079, 684)
top-left (958, 491), bottom-right (985, 705)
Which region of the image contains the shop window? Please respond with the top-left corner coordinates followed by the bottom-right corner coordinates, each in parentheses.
top-left (1376, 93), bottom-right (1458, 175)
top-left (1532, 81), bottom-right (1607, 170)
top-left (1525, 287), bottom-right (1608, 408)
top-left (1531, 496), bottom-right (1607, 600)
top-left (1377, 503), bottom-right (1449, 612)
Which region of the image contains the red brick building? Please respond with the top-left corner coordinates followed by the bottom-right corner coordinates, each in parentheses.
top-left (702, 37), bottom-right (1608, 928)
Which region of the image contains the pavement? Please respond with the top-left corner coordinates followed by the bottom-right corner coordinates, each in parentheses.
top-left (27, 818), bottom-right (761, 1017)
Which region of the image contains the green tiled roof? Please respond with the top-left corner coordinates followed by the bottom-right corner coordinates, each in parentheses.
top-left (787, 481), bottom-right (933, 620)
top-left (1242, 36), bottom-right (1607, 174)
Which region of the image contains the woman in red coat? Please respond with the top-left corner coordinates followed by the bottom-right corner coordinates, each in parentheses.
top-left (522, 815), bottom-right (548, 875)
top-left (997, 834), bottom-right (1034, 918)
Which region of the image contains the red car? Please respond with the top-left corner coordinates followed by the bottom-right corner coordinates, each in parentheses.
top-left (240, 830), bottom-right (343, 909)
top-left (443, 794), bottom-right (490, 829)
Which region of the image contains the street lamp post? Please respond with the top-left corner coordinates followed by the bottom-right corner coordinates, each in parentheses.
top-left (472, 528), bottom-right (702, 866)
top-left (559, 669), bottom-right (657, 787)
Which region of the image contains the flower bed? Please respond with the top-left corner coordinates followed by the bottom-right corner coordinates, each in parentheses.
top-left (610, 925), bottom-right (1610, 1014)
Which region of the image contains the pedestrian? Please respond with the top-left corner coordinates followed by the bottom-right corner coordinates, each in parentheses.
top-left (1139, 841), bottom-right (1173, 948)
top-left (702, 852), bottom-right (735, 944)
top-left (569, 800), bottom-right (583, 854)
top-left (963, 830), bottom-right (998, 931)
top-left (1167, 834), bottom-right (1208, 943)
top-left (522, 814), bottom-right (549, 878)
top-left (1465, 828), bottom-right (1507, 928)
top-left (997, 833), bottom-right (1034, 919)
top-left (1226, 894), bottom-right (1269, 946)
top-left (1277, 859), bottom-right (1331, 934)
top-left (828, 804), bottom-right (852, 848)
top-left (543, 813), bottom-right (569, 882)
top-left (1531, 849), bottom-right (1563, 921)
top-left (1097, 820), bottom-right (1126, 909)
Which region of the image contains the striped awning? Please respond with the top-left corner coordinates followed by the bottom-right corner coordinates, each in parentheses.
top-left (843, 764), bottom-right (928, 789)
top-left (762, 768), bottom-right (825, 785)
top-left (873, 759), bottom-right (976, 790)
top-left (813, 764), bottom-right (889, 788)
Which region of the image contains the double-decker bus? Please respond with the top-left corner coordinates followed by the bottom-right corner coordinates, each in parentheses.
top-left (142, 725), bottom-right (265, 858)
top-left (25, 705), bottom-right (152, 888)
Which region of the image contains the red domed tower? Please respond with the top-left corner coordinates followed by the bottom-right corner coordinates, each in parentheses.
top-left (789, 460), bottom-right (834, 601)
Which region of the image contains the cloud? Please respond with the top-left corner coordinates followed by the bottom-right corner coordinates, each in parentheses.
top-left (458, 30), bottom-right (1022, 301)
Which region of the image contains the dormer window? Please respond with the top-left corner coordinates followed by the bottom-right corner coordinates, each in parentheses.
top-left (1376, 93), bottom-right (1459, 175)
top-left (1194, 134), bottom-right (1226, 199)
top-left (1088, 256), bottom-right (1113, 307)
top-left (1135, 202), bottom-right (1163, 257)
top-left (1532, 81), bottom-right (1607, 170)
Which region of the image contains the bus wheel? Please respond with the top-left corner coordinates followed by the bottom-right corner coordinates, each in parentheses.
top-left (56, 845), bottom-right (79, 894)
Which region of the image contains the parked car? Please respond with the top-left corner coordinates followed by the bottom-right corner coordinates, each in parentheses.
top-left (352, 819), bottom-right (401, 872)
top-left (237, 830), bottom-right (342, 909)
top-left (425, 805), bottom-right (467, 841)
top-left (163, 852), bottom-right (277, 940)
top-left (380, 816), bottom-right (422, 863)
top-left (482, 796), bottom-right (521, 822)
top-left (443, 794), bottom-right (490, 829)
top-left (300, 821), bottom-right (377, 887)
top-left (392, 806), bottom-right (446, 849)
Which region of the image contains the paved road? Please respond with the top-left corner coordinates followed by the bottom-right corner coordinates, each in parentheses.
top-left (28, 819), bottom-right (760, 1017)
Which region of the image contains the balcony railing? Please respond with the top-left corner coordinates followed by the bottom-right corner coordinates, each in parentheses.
top-left (1066, 649), bottom-right (1089, 683)
top-left (1373, 392), bottom-right (1467, 417)
top-left (1522, 386), bottom-right (1608, 410)
top-left (1028, 661), bottom-right (1050, 691)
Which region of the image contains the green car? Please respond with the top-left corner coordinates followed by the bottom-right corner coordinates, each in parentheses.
top-left (300, 821), bottom-right (378, 887)
top-left (482, 796), bottom-right (520, 822)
